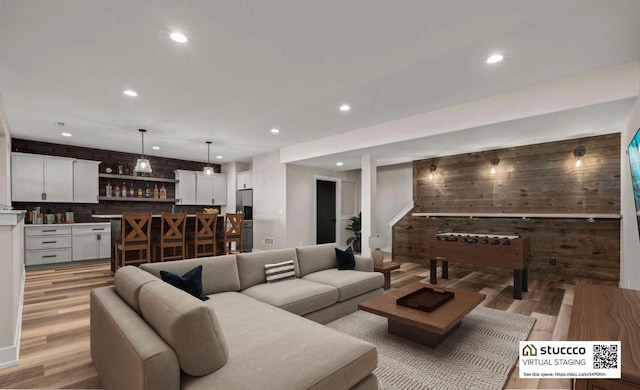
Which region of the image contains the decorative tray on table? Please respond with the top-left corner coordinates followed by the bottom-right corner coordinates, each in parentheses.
top-left (396, 287), bottom-right (455, 312)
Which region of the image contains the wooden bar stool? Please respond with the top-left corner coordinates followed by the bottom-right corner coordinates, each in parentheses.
top-left (188, 212), bottom-right (218, 258)
top-left (153, 213), bottom-right (187, 262)
top-left (115, 212), bottom-right (152, 269)
top-left (223, 213), bottom-right (244, 254)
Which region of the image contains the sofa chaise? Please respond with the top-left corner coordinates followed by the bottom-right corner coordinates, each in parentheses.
top-left (90, 243), bottom-right (385, 390)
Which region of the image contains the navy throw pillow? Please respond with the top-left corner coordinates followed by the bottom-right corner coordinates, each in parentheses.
top-left (160, 265), bottom-right (209, 301)
top-left (335, 246), bottom-right (356, 270)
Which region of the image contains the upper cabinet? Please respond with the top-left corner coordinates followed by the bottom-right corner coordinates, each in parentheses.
top-left (176, 170), bottom-right (227, 205)
top-left (175, 170), bottom-right (197, 205)
top-left (237, 170), bottom-right (252, 190)
top-left (212, 174), bottom-right (227, 205)
top-left (12, 153), bottom-right (73, 202)
top-left (11, 153), bottom-right (101, 203)
top-left (195, 172), bottom-right (213, 205)
top-left (73, 160), bottom-right (100, 203)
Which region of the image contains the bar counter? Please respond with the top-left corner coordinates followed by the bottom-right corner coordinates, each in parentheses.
top-left (93, 214), bottom-right (225, 272)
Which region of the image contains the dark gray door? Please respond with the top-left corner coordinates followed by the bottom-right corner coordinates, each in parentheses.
top-left (316, 180), bottom-right (336, 244)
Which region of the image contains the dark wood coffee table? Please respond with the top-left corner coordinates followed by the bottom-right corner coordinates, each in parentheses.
top-left (358, 282), bottom-right (486, 347)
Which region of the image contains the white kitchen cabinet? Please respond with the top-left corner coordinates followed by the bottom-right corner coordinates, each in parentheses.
top-left (72, 224), bottom-right (110, 261)
top-left (12, 152), bottom-right (79, 203)
top-left (236, 170), bottom-right (252, 190)
top-left (73, 160), bottom-right (100, 203)
top-left (178, 170), bottom-right (226, 205)
top-left (212, 173), bottom-right (227, 205)
top-left (175, 170), bottom-right (197, 205)
top-left (12, 154), bottom-right (45, 202)
top-left (195, 173), bottom-right (227, 205)
top-left (24, 225), bottom-right (72, 265)
top-left (196, 173), bottom-right (214, 205)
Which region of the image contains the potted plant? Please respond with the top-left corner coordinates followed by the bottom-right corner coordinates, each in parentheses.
top-left (346, 212), bottom-right (362, 252)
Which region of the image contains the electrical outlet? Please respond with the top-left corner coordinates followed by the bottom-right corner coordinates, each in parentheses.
top-left (263, 237), bottom-right (275, 246)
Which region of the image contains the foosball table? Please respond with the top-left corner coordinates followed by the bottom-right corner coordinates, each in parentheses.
top-left (427, 232), bottom-right (531, 299)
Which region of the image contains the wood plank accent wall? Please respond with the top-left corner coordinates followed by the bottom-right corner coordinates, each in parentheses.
top-left (11, 138), bottom-right (222, 222)
top-left (393, 134), bottom-right (621, 282)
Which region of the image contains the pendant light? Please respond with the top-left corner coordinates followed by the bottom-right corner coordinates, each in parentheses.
top-left (134, 129), bottom-right (152, 173)
top-left (203, 141), bottom-right (214, 176)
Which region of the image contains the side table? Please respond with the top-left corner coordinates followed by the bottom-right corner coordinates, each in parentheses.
top-left (374, 262), bottom-right (400, 290)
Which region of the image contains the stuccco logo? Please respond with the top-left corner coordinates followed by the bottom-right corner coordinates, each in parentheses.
top-left (522, 344), bottom-right (587, 356)
top-left (522, 344), bottom-right (537, 356)
top-left (539, 346), bottom-right (586, 355)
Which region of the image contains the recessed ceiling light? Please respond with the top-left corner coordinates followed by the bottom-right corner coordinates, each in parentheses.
top-left (339, 104), bottom-right (351, 112)
top-left (61, 132), bottom-right (72, 137)
top-left (336, 162), bottom-right (343, 166)
top-left (486, 54), bottom-right (503, 64)
top-left (271, 128), bottom-right (280, 134)
top-left (152, 146), bottom-right (160, 150)
top-left (216, 155), bottom-right (223, 159)
top-left (170, 32), bottom-right (188, 43)
top-left (123, 89), bottom-right (138, 97)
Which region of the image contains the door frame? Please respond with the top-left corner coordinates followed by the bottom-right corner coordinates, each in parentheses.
top-left (313, 175), bottom-right (342, 245)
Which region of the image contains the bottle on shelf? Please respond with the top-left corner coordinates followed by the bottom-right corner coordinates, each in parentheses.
top-left (117, 161), bottom-right (123, 175)
top-left (145, 183), bottom-right (151, 198)
top-left (153, 184), bottom-right (159, 199)
top-left (115, 182), bottom-right (121, 197)
top-left (121, 182), bottom-right (127, 197)
top-left (129, 182), bottom-right (135, 197)
top-left (137, 185), bottom-right (143, 198)
top-left (106, 181), bottom-right (113, 197)
top-left (159, 184), bottom-right (167, 199)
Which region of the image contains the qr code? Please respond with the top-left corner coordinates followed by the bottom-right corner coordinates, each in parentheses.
top-left (593, 344), bottom-right (618, 369)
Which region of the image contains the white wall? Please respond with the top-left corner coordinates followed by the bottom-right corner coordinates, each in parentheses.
top-left (252, 151), bottom-right (287, 250)
top-left (281, 161), bottom-right (411, 251)
top-left (376, 162), bottom-right (413, 250)
top-left (621, 96), bottom-right (640, 290)
top-left (0, 92), bottom-right (24, 368)
top-left (220, 161), bottom-right (250, 214)
top-left (285, 164), bottom-right (359, 248)
top-left (0, 93), bottom-right (10, 206)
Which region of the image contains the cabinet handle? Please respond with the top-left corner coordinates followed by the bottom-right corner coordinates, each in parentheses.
top-left (42, 229), bottom-right (57, 232)
top-left (92, 228), bottom-right (105, 231)
top-left (43, 193), bottom-right (47, 200)
top-left (41, 193), bottom-right (45, 200)
top-left (42, 241), bottom-right (57, 244)
top-left (97, 234), bottom-right (101, 241)
top-left (42, 255), bottom-right (57, 258)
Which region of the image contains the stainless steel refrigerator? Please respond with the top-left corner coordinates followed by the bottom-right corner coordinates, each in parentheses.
top-left (236, 189), bottom-right (253, 251)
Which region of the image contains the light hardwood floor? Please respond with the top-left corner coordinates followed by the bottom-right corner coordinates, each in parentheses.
top-left (0, 260), bottom-right (614, 389)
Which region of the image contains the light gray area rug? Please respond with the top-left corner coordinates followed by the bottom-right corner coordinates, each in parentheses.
top-left (326, 307), bottom-right (536, 390)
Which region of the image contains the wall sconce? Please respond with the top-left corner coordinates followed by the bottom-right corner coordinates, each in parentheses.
top-left (429, 164), bottom-right (436, 180)
top-left (490, 158), bottom-right (500, 175)
top-left (573, 146), bottom-right (586, 168)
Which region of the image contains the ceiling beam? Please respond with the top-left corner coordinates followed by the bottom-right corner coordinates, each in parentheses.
top-left (281, 61), bottom-right (640, 164)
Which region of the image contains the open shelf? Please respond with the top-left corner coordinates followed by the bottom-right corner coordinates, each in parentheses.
top-left (99, 173), bottom-right (178, 183)
top-left (98, 196), bottom-right (176, 203)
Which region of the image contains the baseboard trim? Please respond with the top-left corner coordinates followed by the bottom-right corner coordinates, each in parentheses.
top-left (0, 266), bottom-right (25, 369)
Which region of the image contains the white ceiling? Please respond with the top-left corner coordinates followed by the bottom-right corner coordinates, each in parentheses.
top-left (0, 1), bottom-right (639, 167)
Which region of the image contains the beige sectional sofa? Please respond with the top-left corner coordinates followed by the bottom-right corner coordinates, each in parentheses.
top-left (90, 243), bottom-right (385, 390)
